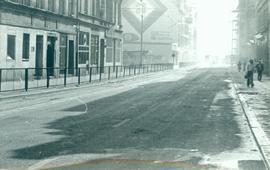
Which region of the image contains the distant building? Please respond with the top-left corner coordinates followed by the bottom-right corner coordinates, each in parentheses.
top-left (237, 0), bottom-right (256, 63)
top-left (0, 0), bottom-right (123, 72)
top-left (121, 0), bottom-right (197, 66)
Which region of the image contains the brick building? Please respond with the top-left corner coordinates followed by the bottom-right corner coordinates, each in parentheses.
top-left (0, 0), bottom-right (123, 72)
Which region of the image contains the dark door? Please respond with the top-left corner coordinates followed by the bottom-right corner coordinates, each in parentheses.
top-left (100, 39), bottom-right (105, 73)
top-left (35, 35), bottom-right (43, 78)
top-left (68, 40), bottom-right (75, 74)
top-left (47, 36), bottom-right (56, 76)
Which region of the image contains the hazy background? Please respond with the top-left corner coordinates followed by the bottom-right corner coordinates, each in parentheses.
top-left (192, 0), bottom-right (238, 60)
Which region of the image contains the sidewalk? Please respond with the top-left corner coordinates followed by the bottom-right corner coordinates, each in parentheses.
top-left (232, 69), bottom-right (270, 169)
top-left (0, 65), bottom-right (196, 100)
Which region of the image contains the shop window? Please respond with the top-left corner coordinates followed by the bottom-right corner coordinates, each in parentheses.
top-left (106, 38), bottom-right (113, 62)
top-left (22, 33), bottom-right (30, 60)
top-left (79, 32), bottom-right (90, 64)
top-left (91, 35), bottom-right (99, 65)
top-left (115, 39), bottom-right (121, 62)
top-left (7, 35), bottom-right (16, 60)
top-left (60, 34), bottom-right (67, 68)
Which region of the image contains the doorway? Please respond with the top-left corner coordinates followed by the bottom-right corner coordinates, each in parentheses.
top-left (100, 39), bottom-right (105, 73)
top-left (47, 36), bottom-right (56, 76)
top-left (35, 35), bottom-right (43, 78)
top-left (68, 40), bottom-right (75, 74)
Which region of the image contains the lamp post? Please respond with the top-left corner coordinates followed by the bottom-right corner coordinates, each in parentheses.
top-left (140, 0), bottom-right (144, 66)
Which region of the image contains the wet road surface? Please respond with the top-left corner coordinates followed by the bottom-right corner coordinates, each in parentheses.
top-left (0, 67), bottom-right (266, 170)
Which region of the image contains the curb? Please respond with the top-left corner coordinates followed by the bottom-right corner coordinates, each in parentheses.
top-left (233, 83), bottom-right (270, 170)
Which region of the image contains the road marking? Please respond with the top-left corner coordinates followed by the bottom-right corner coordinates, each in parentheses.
top-left (113, 119), bottom-right (131, 128)
top-left (76, 97), bottom-right (88, 114)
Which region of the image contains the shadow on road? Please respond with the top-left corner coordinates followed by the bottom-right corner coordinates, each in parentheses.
top-left (11, 69), bottom-right (241, 162)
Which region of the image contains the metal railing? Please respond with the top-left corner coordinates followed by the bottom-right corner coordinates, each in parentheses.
top-left (0, 64), bottom-right (174, 92)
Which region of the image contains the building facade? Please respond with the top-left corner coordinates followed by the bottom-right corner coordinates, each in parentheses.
top-left (237, 0), bottom-right (270, 75)
top-left (237, 0), bottom-right (256, 63)
top-left (121, 0), bottom-right (197, 65)
top-left (0, 0), bottom-right (123, 72)
top-left (255, 0), bottom-right (269, 75)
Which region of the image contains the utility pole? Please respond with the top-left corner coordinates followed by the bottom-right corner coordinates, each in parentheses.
top-left (140, 0), bottom-right (144, 66)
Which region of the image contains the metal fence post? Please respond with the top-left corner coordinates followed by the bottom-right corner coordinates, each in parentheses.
top-left (46, 68), bottom-right (50, 88)
top-left (89, 67), bottom-right (92, 83)
top-left (116, 66), bottom-right (118, 79)
top-left (108, 66), bottom-right (111, 80)
top-left (99, 67), bottom-right (102, 81)
top-left (129, 66), bottom-right (131, 76)
top-left (123, 66), bottom-right (126, 77)
top-left (78, 68), bottom-right (81, 85)
top-left (0, 69), bottom-right (2, 92)
top-left (25, 68), bottom-right (28, 91)
top-left (134, 66), bottom-right (136, 75)
top-left (64, 68), bottom-right (67, 87)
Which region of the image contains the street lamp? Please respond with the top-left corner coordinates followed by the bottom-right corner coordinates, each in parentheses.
top-left (139, 0), bottom-right (144, 66)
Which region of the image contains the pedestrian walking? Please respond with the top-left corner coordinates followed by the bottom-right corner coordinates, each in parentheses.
top-left (237, 61), bottom-right (242, 72)
top-left (246, 59), bottom-right (255, 88)
top-left (256, 60), bottom-right (264, 81)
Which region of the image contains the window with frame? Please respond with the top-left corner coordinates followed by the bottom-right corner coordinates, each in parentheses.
top-left (60, 34), bottom-right (67, 68)
top-left (48, 0), bottom-right (55, 12)
top-left (106, 38), bottom-right (113, 62)
top-left (10, 0), bottom-right (30, 5)
top-left (115, 39), bottom-right (121, 62)
top-left (100, 0), bottom-right (106, 19)
top-left (36, 0), bottom-right (45, 9)
top-left (84, 0), bottom-right (88, 14)
top-left (22, 33), bottom-right (30, 60)
top-left (79, 32), bottom-right (90, 64)
top-left (7, 35), bottom-right (16, 60)
top-left (92, 0), bottom-right (96, 16)
top-left (91, 35), bottom-right (99, 65)
top-left (59, 0), bottom-right (66, 15)
top-left (68, 0), bottom-right (75, 16)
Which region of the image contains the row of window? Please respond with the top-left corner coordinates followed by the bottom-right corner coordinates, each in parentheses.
top-left (79, 0), bottom-right (120, 24)
top-left (6, 33), bottom-right (121, 65)
top-left (9, 0), bottom-right (76, 16)
top-left (7, 34), bottom-right (30, 60)
top-left (8, 0), bottom-right (121, 24)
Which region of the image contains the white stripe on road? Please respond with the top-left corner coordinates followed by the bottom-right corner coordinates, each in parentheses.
top-left (76, 97), bottom-right (88, 114)
top-left (113, 119), bottom-right (131, 128)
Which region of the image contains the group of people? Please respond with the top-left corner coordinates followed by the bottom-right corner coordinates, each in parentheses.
top-left (237, 59), bottom-right (264, 88)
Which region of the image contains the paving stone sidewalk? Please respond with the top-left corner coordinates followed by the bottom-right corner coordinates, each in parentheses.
top-left (232, 69), bottom-right (270, 168)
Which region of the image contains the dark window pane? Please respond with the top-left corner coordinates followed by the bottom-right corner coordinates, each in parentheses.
top-left (22, 33), bottom-right (30, 60)
top-left (7, 35), bottom-right (16, 60)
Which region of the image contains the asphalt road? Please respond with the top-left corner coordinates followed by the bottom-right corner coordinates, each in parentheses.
top-left (0, 67), bottom-right (266, 170)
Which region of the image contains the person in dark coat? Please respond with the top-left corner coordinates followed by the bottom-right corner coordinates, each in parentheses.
top-left (246, 59), bottom-right (255, 88)
top-left (256, 61), bottom-right (264, 81)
